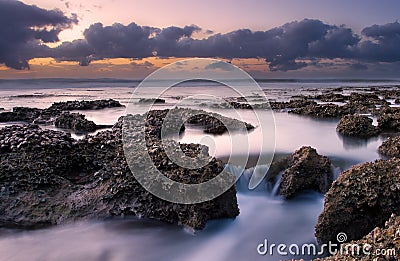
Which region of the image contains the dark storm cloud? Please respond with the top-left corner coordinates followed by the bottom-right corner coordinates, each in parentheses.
top-left (0, 0), bottom-right (77, 69)
top-left (356, 21), bottom-right (400, 62)
top-left (52, 19), bottom-right (363, 71)
top-left (2, 2), bottom-right (400, 73)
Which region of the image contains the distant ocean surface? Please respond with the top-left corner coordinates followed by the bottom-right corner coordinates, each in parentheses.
top-left (0, 78), bottom-right (399, 90)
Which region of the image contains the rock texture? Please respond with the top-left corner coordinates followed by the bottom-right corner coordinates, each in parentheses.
top-left (378, 136), bottom-right (400, 158)
top-left (49, 99), bottom-right (124, 111)
top-left (54, 112), bottom-right (97, 133)
top-left (267, 146), bottom-right (333, 199)
top-left (378, 113), bottom-right (400, 132)
top-left (0, 109), bottom-right (241, 230)
top-left (289, 103), bottom-right (354, 118)
top-left (315, 158), bottom-right (400, 245)
top-left (336, 114), bottom-right (380, 138)
top-left (315, 214), bottom-right (400, 261)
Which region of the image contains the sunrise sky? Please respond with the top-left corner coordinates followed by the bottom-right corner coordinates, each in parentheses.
top-left (1, 0), bottom-right (400, 79)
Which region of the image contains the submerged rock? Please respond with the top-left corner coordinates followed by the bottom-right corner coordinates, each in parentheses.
top-left (336, 114), bottom-right (380, 138)
top-left (315, 158), bottom-right (400, 245)
top-left (267, 146), bottom-right (333, 199)
top-left (0, 109), bottom-right (240, 230)
top-left (314, 214), bottom-right (400, 260)
top-left (54, 112), bottom-right (97, 133)
top-left (378, 136), bottom-right (400, 158)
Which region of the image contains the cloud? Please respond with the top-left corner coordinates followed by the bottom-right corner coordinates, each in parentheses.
top-left (204, 61), bottom-right (234, 71)
top-left (356, 21), bottom-right (400, 62)
top-left (50, 19), bottom-right (363, 71)
top-left (1, 2), bottom-right (400, 74)
top-left (0, 0), bottom-right (77, 69)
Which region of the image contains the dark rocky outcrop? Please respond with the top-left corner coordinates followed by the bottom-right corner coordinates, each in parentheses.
top-left (315, 158), bottom-right (400, 245)
top-left (289, 103), bottom-right (351, 118)
top-left (289, 102), bottom-right (376, 118)
top-left (318, 93), bottom-right (347, 103)
top-left (336, 114), bottom-right (380, 138)
top-left (0, 109), bottom-right (240, 230)
top-left (378, 113), bottom-right (400, 132)
top-left (138, 98), bottom-right (166, 104)
top-left (267, 146), bottom-right (333, 199)
top-left (54, 112), bottom-right (98, 133)
top-left (49, 99), bottom-right (124, 111)
top-left (315, 214), bottom-right (400, 260)
top-left (378, 136), bottom-right (400, 158)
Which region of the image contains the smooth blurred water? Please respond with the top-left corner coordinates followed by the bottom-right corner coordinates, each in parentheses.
top-left (0, 79), bottom-right (396, 261)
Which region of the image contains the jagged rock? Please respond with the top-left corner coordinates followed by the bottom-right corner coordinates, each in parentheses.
top-left (314, 214), bottom-right (400, 260)
top-left (348, 92), bottom-right (385, 106)
top-left (378, 113), bottom-right (400, 131)
top-left (0, 99), bottom-right (124, 125)
top-left (267, 146), bottom-right (333, 199)
top-left (336, 114), bottom-right (380, 138)
top-left (54, 112), bottom-right (97, 133)
top-left (49, 99), bottom-right (124, 111)
top-left (146, 108), bottom-right (254, 135)
top-left (138, 98), bottom-right (166, 104)
top-left (313, 93), bottom-right (347, 102)
top-left (0, 109), bottom-right (240, 230)
top-left (315, 158), bottom-right (400, 245)
top-left (289, 103), bottom-right (351, 118)
top-left (378, 136), bottom-right (400, 158)
top-left (289, 101), bottom-right (375, 118)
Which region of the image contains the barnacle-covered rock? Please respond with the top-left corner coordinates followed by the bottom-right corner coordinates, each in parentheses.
top-left (336, 114), bottom-right (380, 138)
top-left (378, 136), bottom-right (400, 158)
top-left (315, 158), bottom-right (400, 245)
top-left (314, 214), bottom-right (400, 260)
top-left (267, 146), bottom-right (333, 199)
top-left (0, 108), bottom-right (241, 230)
top-left (378, 113), bottom-right (400, 132)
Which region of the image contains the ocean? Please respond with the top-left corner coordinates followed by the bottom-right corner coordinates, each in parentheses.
top-left (0, 78), bottom-right (398, 260)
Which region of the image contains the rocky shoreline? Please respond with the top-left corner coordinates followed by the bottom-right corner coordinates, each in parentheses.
top-left (0, 104), bottom-right (260, 229)
top-left (1, 86), bottom-right (400, 260)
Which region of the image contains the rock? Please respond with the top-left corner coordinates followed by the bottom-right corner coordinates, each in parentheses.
top-left (378, 136), bottom-right (400, 158)
top-left (0, 109), bottom-right (240, 230)
top-left (0, 99), bottom-right (124, 125)
top-left (289, 103), bottom-right (351, 118)
top-left (378, 113), bottom-right (400, 131)
top-left (313, 93), bottom-right (347, 102)
top-left (395, 98), bottom-right (400, 104)
top-left (267, 146), bottom-right (333, 199)
top-left (54, 112), bottom-right (97, 133)
top-left (336, 114), bottom-right (380, 138)
top-left (348, 92), bottom-right (385, 106)
top-left (314, 214), bottom-right (400, 260)
top-left (315, 158), bottom-right (400, 245)
top-left (138, 98), bottom-right (166, 104)
top-left (145, 108), bottom-right (254, 136)
top-left (49, 99), bottom-right (124, 111)
top-left (289, 101), bottom-right (376, 118)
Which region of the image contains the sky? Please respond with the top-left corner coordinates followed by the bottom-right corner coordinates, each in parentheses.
top-left (1, 0), bottom-right (400, 79)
